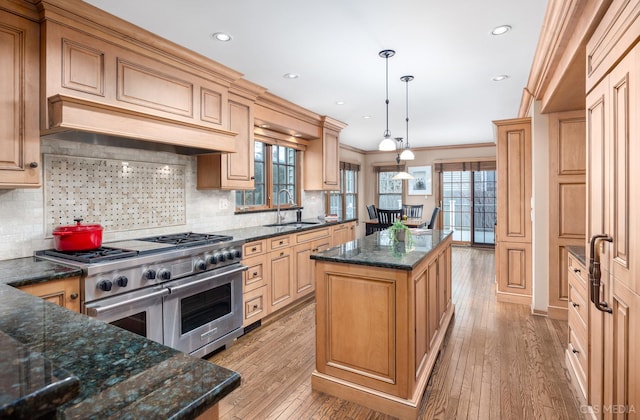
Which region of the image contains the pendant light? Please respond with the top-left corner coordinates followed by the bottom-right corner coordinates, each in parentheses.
top-left (399, 75), bottom-right (415, 161)
top-left (391, 137), bottom-right (414, 180)
top-left (378, 49), bottom-right (396, 151)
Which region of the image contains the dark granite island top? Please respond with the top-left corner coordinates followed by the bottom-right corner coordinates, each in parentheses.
top-left (310, 229), bottom-right (453, 269)
top-left (0, 258), bottom-right (240, 419)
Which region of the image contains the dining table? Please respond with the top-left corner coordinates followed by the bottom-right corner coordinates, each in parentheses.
top-left (365, 218), bottom-right (427, 235)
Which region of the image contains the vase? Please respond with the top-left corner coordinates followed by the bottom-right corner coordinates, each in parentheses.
top-left (396, 229), bottom-right (406, 242)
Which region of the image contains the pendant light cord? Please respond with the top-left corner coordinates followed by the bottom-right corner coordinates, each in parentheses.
top-left (384, 53), bottom-right (390, 138)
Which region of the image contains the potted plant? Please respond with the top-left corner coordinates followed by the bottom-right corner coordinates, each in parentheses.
top-left (388, 219), bottom-right (412, 243)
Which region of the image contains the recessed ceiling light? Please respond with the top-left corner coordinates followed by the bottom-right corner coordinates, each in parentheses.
top-left (335, 100), bottom-right (345, 105)
top-left (492, 75), bottom-right (510, 81)
top-left (491, 25), bottom-right (512, 36)
top-left (211, 32), bottom-right (232, 42)
top-left (283, 73), bottom-right (299, 79)
top-left (362, 115), bottom-right (371, 119)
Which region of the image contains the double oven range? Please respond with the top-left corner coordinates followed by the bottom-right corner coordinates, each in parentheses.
top-left (36, 232), bottom-right (246, 358)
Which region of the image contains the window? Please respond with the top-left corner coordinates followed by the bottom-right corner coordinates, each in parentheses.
top-left (375, 165), bottom-right (404, 209)
top-left (326, 162), bottom-right (360, 219)
top-left (236, 141), bottom-right (299, 210)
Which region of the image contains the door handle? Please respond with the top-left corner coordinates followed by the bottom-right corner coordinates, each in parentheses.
top-left (588, 234), bottom-right (613, 313)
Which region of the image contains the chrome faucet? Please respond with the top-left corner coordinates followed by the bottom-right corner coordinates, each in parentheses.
top-left (276, 188), bottom-right (296, 224)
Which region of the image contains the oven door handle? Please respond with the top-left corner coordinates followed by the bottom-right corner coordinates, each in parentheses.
top-left (85, 288), bottom-right (170, 316)
top-left (166, 265), bottom-right (247, 294)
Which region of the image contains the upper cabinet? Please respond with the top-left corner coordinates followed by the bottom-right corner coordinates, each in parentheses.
top-left (304, 117), bottom-right (346, 191)
top-left (0, 5), bottom-right (40, 188)
top-left (197, 81), bottom-right (265, 190)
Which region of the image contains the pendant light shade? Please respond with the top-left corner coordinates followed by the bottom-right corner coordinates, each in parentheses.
top-left (378, 49), bottom-right (396, 151)
top-left (399, 75), bottom-right (414, 161)
top-left (392, 171), bottom-right (414, 180)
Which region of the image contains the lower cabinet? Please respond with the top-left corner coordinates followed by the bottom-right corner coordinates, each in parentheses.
top-left (331, 221), bottom-right (356, 246)
top-left (566, 252), bottom-right (588, 399)
top-left (267, 247), bottom-right (294, 313)
top-left (18, 276), bottom-right (81, 312)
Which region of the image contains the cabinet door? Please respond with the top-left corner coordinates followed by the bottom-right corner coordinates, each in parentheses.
top-left (268, 248), bottom-right (294, 312)
top-left (293, 242), bottom-right (314, 299)
top-left (19, 277), bottom-right (81, 312)
top-left (322, 127), bottom-right (339, 188)
top-left (0, 10), bottom-right (40, 188)
top-left (587, 45), bottom-right (640, 418)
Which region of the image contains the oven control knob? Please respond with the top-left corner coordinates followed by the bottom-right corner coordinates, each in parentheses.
top-left (195, 259), bottom-right (207, 271)
top-left (158, 269), bottom-right (171, 280)
top-left (222, 251), bottom-right (232, 261)
top-left (207, 254), bottom-right (219, 265)
top-left (115, 276), bottom-right (128, 287)
top-left (144, 269), bottom-right (157, 280)
top-left (233, 249), bottom-right (242, 259)
top-left (218, 253), bottom-right (226, 262)
top-left (98, 279), bottom-right (113, 292)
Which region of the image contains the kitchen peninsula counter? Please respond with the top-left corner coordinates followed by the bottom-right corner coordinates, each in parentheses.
top-left (310, 230), bottom-right (454, 419)
top-left (0, 258), bottom-right (239, 419)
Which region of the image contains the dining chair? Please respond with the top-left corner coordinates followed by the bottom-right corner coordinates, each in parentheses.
top-left (376, 209), bottom-right (402, 226)
top-left (401, 204), bottom-right (423, 219)
top-left (427, 207), bottom-right (441, 229)
top-left (366, 205), bottom-right (378, 220)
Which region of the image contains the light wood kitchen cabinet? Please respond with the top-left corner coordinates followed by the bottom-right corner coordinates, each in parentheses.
top-left (331, 221), bottom-right (356, 246)
top-left (293, 227), bottom-right (332, 301)
top-left (197, 91), bottom-right (257, 190)
top-left (494, 118), bottom-right (532, 305)
top-left (566, 252), bottom-right (588, 399)
top-left (267, 246), bottom-right (294, 313)
top-left (304, 117), bottom-right (346, 191)
top-left (18, 277), bottom-right (81, 313)
top-left (0, 7), bottom-right (40, 188)
top-left (547, 111), bottom-right (586, 320)
top-left (585, 5), bottom-right (640, 414)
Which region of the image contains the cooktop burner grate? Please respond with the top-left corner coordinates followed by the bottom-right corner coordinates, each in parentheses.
top-left (139, 232), bottom-right (233, 246)
top-left (36, 247), bottom-right (139, 264)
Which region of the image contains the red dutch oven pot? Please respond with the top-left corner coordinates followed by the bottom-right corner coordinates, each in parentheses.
top-left (52, 218), bottom-right (103, 251)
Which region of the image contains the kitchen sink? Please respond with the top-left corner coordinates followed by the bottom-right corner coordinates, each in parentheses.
top-left (263, 221), bottom-right (321, 228)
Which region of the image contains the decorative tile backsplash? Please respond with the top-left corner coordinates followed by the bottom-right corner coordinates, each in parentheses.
top-left (44, 154), bottom-right (186, 235)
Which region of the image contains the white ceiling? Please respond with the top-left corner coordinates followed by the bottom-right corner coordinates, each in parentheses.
top-left (84, 0), bottom-right (547, 151)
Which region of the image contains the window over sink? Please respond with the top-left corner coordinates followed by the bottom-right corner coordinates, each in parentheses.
top-left (235, 141), bottom-right (299, 211)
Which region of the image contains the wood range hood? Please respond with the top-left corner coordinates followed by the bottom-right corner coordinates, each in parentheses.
top-left (36, 0), bottom-right (254, 155)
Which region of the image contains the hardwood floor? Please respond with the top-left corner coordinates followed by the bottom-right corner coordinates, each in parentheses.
top-left (209, 247), bottom-right (586, 419)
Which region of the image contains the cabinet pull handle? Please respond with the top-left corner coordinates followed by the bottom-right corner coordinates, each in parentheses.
top-left (573, 268), bottom-right (581, 273)
top-left (252, 247), bottom-right (257, 252)
top-left (572, 348), bottom-right (579, 355)
top-left (280, 252), bottom-right (284, 256)
top-left (253, 304), bottom-right (258, 310)
top-left (29, 162), bottom-right (38, 168)
top-left (70, 293), bottom-right (78, 300)
top-left (571, 301), bottom-right (579, 308)
top-left (588, 234), bottom-right (613, 313)
top-left (252, 272), bottom-right (258, 277)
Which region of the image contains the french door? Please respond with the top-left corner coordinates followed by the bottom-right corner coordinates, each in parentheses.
top-left (441, 170), bottom-right (496, 245)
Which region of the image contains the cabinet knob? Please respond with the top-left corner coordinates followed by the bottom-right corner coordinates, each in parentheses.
top-left (70, 293), bottom-right (78, 300)
top-left (571, 301), bottom-right (579, 308)
top-left (252, 271), bottom-right (258, 277)
top-left (29, 162), bottom-right (38, 168)
top-left (573, 268), bottom-right (581, 273)
top-left (252, 247), bottom-right (257, 251)
top-left (572, 348), bottom-right (579, 355)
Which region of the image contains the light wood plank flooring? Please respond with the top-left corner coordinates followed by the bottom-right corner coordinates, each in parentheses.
top-left (209, 247), bottom-right (586, 419)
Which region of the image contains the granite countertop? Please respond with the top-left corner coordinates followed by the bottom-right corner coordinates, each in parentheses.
top-left (310, 229), bottom-right (453, 271)
top-left (0, 258), bottom-right (240, 419)
top-left (566, 245), bottom-right (586, 266)
top-left (219, 217), bottom-right (357, 242)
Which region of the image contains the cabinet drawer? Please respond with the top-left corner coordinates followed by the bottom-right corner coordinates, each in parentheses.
top-left (243, 285), bottom-right (268, 327)
top-left (568, 325), bottom-right (588, 394)
top-left (296, 227), bottom-right (331, 244)
top-left (242, 254), bottom-right (267, 293)
top-left (269, 234), bottom-right (291, 251)
top-left (568, 277), bottom-right (588, 330)
top-left (567, 254), bottom-right (587, 289)
top-left (243, 240), bottom-right (266, 257)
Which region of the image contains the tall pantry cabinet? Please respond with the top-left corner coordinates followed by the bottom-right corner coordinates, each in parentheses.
top-left (494, 118), bottom-right (532, 305)
top-left (585, 0), bottom-right (640, 416)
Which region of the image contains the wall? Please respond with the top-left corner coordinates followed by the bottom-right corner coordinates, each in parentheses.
top-left (363, 144), bottom-right (497, 215)
top-left (0, 138), bottom-right (324, 260)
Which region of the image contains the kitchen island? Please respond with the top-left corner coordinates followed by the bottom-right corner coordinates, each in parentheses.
top-left (310, 229), bottom-right (454, 419)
